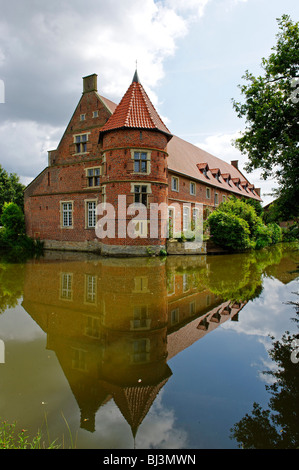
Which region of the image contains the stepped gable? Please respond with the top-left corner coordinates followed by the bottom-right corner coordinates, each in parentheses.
top-left (100, 71), bottom-right (172, 140)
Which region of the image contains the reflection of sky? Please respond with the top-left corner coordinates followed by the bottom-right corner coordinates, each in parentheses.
top-left (221, 277), bottom-right (298, 338)
top-left (75, 391), bottom-right (188, 449)
top-left (0, 300), bottom-right (45, 342)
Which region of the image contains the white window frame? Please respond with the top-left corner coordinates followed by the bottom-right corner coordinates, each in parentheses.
top-left (60, 272), bottom-right (73, 301)
top-left (80, 114), bottom-right (86, 121)
top-left (183, 206), bottom-right (190, 231)
top-left (61, 201), bottom-right (73, 228)
top-left (171, 176), bottom-right (179, 192)
top-left (206, 187), bottom-right (211, 199)
top-left (85, 199), bottom-right (97, 228)
top-left (92, 110), bottom-right (98, 118)
top-left (190, 181), bottom-right (196, 195)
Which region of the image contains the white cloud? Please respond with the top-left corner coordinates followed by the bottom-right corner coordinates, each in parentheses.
top-left (195, 132), bottom-right (278, 205)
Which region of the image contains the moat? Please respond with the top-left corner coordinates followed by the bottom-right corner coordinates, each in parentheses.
top-left (0, 243), bottom-right (298, 449)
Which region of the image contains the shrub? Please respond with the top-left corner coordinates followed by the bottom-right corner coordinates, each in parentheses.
top-left (267, 222), bottom-right (282, 244)
top-left (254, 223), bottom-right (273, 249)
top-left (208, 211), bottom-right (252, 251)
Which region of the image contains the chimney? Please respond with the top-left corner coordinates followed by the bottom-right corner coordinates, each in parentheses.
top-left (83, 74), bottom-right (98, 93)
top-left (231, 160), bottom-right (238, 169)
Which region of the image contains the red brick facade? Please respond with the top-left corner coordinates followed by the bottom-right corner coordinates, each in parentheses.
top-left (24, 72), bottom-right (261, 255)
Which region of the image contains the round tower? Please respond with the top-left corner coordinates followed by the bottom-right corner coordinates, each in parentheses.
top-left (98, 71), bottom-right (173, 256)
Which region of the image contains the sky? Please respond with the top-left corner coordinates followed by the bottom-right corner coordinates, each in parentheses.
top-left (0, 0), bottom-right (298, 205)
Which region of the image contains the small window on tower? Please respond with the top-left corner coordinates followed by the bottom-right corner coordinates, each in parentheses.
top-left (134, 185), bottom-right (148, 206)
top-left (134, 151), bottom-right (148, 173)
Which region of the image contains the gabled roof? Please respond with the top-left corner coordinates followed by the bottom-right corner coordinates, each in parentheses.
top-left (100, 71), bottom-right (172, 139)
top-left (167, 135), bottom-right (261, 200)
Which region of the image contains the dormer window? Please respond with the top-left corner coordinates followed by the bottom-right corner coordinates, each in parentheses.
top-left (211, 169), bottom-right (221, 182)
top-left (222, 173), bottom-right (231, 186)
top-left (232, 178), bottom-right (241, 190)
top-left (197, 163), bottom-right (209, 178)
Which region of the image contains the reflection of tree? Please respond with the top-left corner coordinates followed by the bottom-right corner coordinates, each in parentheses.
top-left (0, 262), bottom-right (25, 313)
top-left (230, 298), bottom-right (299, 449)
top-left (204, 248), bottom-right (283, 303)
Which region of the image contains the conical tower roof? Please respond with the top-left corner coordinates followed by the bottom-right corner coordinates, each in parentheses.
top-left (100, 71), bottom-right (172, 140)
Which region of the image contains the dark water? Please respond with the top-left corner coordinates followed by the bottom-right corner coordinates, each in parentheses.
top-left (0, 243), bottom-right (298, 449)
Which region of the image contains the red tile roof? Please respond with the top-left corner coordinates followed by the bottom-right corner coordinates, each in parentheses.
top-left (100, 77), bottom-right (172, 138)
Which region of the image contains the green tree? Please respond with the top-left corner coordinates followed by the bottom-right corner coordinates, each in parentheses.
top-left (230, 297), bottom-right (299, 448)
top-left (232, 15), bottom-right (299, 220)
top-left (0, 165), bottom-right (25, 215)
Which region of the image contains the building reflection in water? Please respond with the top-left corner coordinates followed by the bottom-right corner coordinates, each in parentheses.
top-left (22, 253), bottom-right (246, 438)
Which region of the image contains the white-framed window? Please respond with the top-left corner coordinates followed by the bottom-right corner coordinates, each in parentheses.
top-left (60, 273), bottom-right (73, 301)
top-left (86, 167), bottom-right (101, 187)
top-left (214, 192), bottom-right (219, 206)
top-left (74, 133), bottom-right (90, 153)
top-left (80, 114), bottom-right (86, 121)
top-left (206, 187), bottom-right (211, 199)
top-left (61, 201), bottom-right (73, 228)
top-left (85, 200), bottom-right (97, 228)
top-left (183, 206), bottom-right (190, 231)
top-left (92, 110), bottom-right (98, 118)
top-left (85, 274), bottom-right (97, 304)
top-left (190, 181), bottom-right (196, 195)
top-left (171, 176), bottom-right (179, 191)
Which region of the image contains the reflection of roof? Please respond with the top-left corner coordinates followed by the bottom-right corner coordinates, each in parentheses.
top-left (100, 72), bottom-right (172, 138)
top-left (110, 378), bottom-right (170, 438)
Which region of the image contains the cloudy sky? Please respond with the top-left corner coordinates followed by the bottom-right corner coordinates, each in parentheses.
top-left (0, 0), bottom-right (298, 205)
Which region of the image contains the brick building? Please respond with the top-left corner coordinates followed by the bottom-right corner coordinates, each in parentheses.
top-left (24, 71), bottom-right (261, 256)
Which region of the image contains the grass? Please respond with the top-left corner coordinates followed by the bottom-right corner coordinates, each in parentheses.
top-left (0, 413), bottom-right (76, 449)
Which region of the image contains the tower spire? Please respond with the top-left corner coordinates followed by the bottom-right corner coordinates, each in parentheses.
top-left (132, 61), bottom-right (140, 83)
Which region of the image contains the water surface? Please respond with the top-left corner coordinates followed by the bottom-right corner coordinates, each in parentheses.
top-left (0, 243), bottom-right (298, 449)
